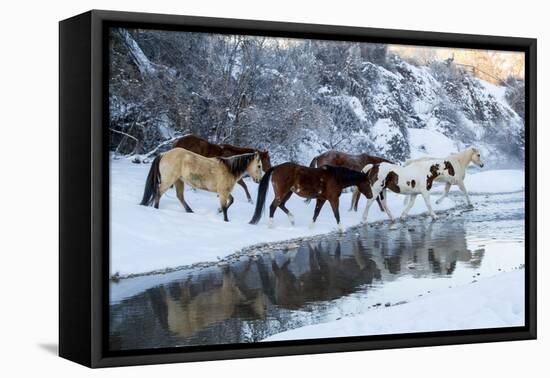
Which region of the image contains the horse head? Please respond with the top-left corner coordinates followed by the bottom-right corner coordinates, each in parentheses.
top-left (468, 146), bottom-right (484, 168)
top-left (246, 152), bottom-right (264, 183)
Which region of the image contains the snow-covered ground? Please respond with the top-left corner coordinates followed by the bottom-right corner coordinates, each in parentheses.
top-left (110, 159), bottom-right (524, 276)
top-left (263, 269), bottom-right (525, 341)
top-left (462, 169), bottom-right (524, 194)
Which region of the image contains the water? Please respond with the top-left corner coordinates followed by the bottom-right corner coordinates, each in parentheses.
top-left (109, 191), bottom-right (525, 351)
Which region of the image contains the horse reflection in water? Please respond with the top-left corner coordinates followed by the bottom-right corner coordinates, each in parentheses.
top-left (111, 217), bottom-right (485, 349)
top-left (151, 269), bottom-right (268, 338)
top-left (270, 240), bottom-right (380, 310)
top-left (364, 218), bottom-right (479, 277)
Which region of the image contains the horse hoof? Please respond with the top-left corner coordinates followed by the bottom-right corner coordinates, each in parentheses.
top-left (248, 199), bottom-right (254, 204)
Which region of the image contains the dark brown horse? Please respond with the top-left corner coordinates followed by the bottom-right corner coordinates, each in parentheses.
top-left (173, 134), bottom-right (272, 203)
top-left (309, 150), bottom-right (392, 211)
top-left (249, 163), bottom-right (373, 231)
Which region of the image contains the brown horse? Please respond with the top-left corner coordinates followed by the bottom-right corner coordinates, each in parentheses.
top-left (249, 163), bottom-right (373, 231)
top-left (140, 148), bottom-right (263, 221)
top-left (173, 134), bottom-right (272, 203)
top-left (309, 150), bottom-right (392, 212)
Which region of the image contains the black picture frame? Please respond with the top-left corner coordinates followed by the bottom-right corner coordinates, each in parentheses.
top-left (59, 9), bottom-right (537, 368)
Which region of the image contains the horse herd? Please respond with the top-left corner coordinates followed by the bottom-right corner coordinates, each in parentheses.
top-left (140, 134), bottom-right (484, 230)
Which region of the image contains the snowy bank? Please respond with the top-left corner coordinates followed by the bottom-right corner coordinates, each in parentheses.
top-left (263, 269), bottom-right (525, 341)
top-left (110, 159), bottom-right (457, 276)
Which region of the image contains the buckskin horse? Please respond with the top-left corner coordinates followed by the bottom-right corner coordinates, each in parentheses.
top-left (249, 162), bottom-right (373, 231)
top-left (173, 134), bottom-right (272, 203)
top-left (140, 148), bottom-right (263, 221)
top-left (308, 150), bottom-right (392, 211)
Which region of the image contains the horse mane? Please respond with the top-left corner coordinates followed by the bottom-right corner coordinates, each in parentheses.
top-left (217, 152), bottom-right (257, 177)
top-left (320, 165), bottom-right (367, 182)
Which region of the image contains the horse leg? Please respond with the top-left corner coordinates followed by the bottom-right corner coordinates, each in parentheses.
top-left (362, 185), bottom-right (381, 223)
top-left (217, 194), bottom-right (234, 213)
top-left (175, 180), bottom-right (193, 213)
top-left (435, 182), bottom-right (452, 205)
top-left (421, 191), bottom-right (438, 220)
top-left (457, 181), bottom-right (472, 207)
top-left (375, 193), bottom-right (385, 212)
top-left (349, 187), bottom-right (360, 212)
top-left (219, 193), bottom-right (230, 222)
top-left (329, 197), bottom-right (343, 232)
top-left (381, 189), bottom-right (394, 221)
top-left (310, 198), bottom-right (326, 229)
top-left (278, 192), bottom-right (295, 226)
top-left (154, 178), bottom-right (174, 209)
top-left (268, 196), bottom-right (282, 228)
top-left (238, 179), bottom-right (253, 204)
top-left (401, 193), bottom-right (417, 220)
top-left (226, 193), bottom-right (235, 209)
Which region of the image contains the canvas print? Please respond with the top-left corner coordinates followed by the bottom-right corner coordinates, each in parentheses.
top-left (108, 27), bottom-right (526, 351)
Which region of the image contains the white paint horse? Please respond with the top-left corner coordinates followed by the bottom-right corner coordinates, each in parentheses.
top-left (361, 160), bottom-right (456, 222)
top-left (404, 147), bottom-right (484, 206)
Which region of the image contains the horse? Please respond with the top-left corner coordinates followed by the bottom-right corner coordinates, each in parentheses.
top-left (140, 148), bottom-right (263, 222)
top-left (308, 150), bottom-right (392, 211)
top-left (403, 146), bottom-right (484, 207)
top-left (249, 162), bottom-right (373, 231)
top-left (173, 134), bottom-right (272, 203)
top-left (361, 159), bottom-right (455, 223)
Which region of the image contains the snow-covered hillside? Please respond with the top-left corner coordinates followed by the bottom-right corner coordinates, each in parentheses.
top-left (109, 30), bottom-right (525, 167)
top-left (110, 159), bottom-right (523, 277)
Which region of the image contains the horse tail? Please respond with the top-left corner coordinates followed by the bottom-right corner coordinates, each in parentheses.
top-left (309, 156), bottom-right (318, 168)
top-left (249, 167), bottom-right (275, 225)
top-left (140, 155), bottom-right (162, 206)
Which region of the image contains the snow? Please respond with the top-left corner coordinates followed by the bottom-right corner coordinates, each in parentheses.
top-left (408, 128), bottom-right (459, 159)
top-left (317, 86), bottom-right (332, 95)
top-left (370, 118), bottom-right (402, 154)
top-left (343, 95), bottom-right (368, 122)
top-left (463, 169), bottom-right (524, 194)
top-left (263, 269), bottom-right (525, 341)
top-left (110, 159), bottom-right (456, 276)
top-left (477, 79), bottom-right (507, 102)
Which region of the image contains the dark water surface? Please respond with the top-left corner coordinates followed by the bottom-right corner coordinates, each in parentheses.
top-left (109, 191), bottom-right (525, 351)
